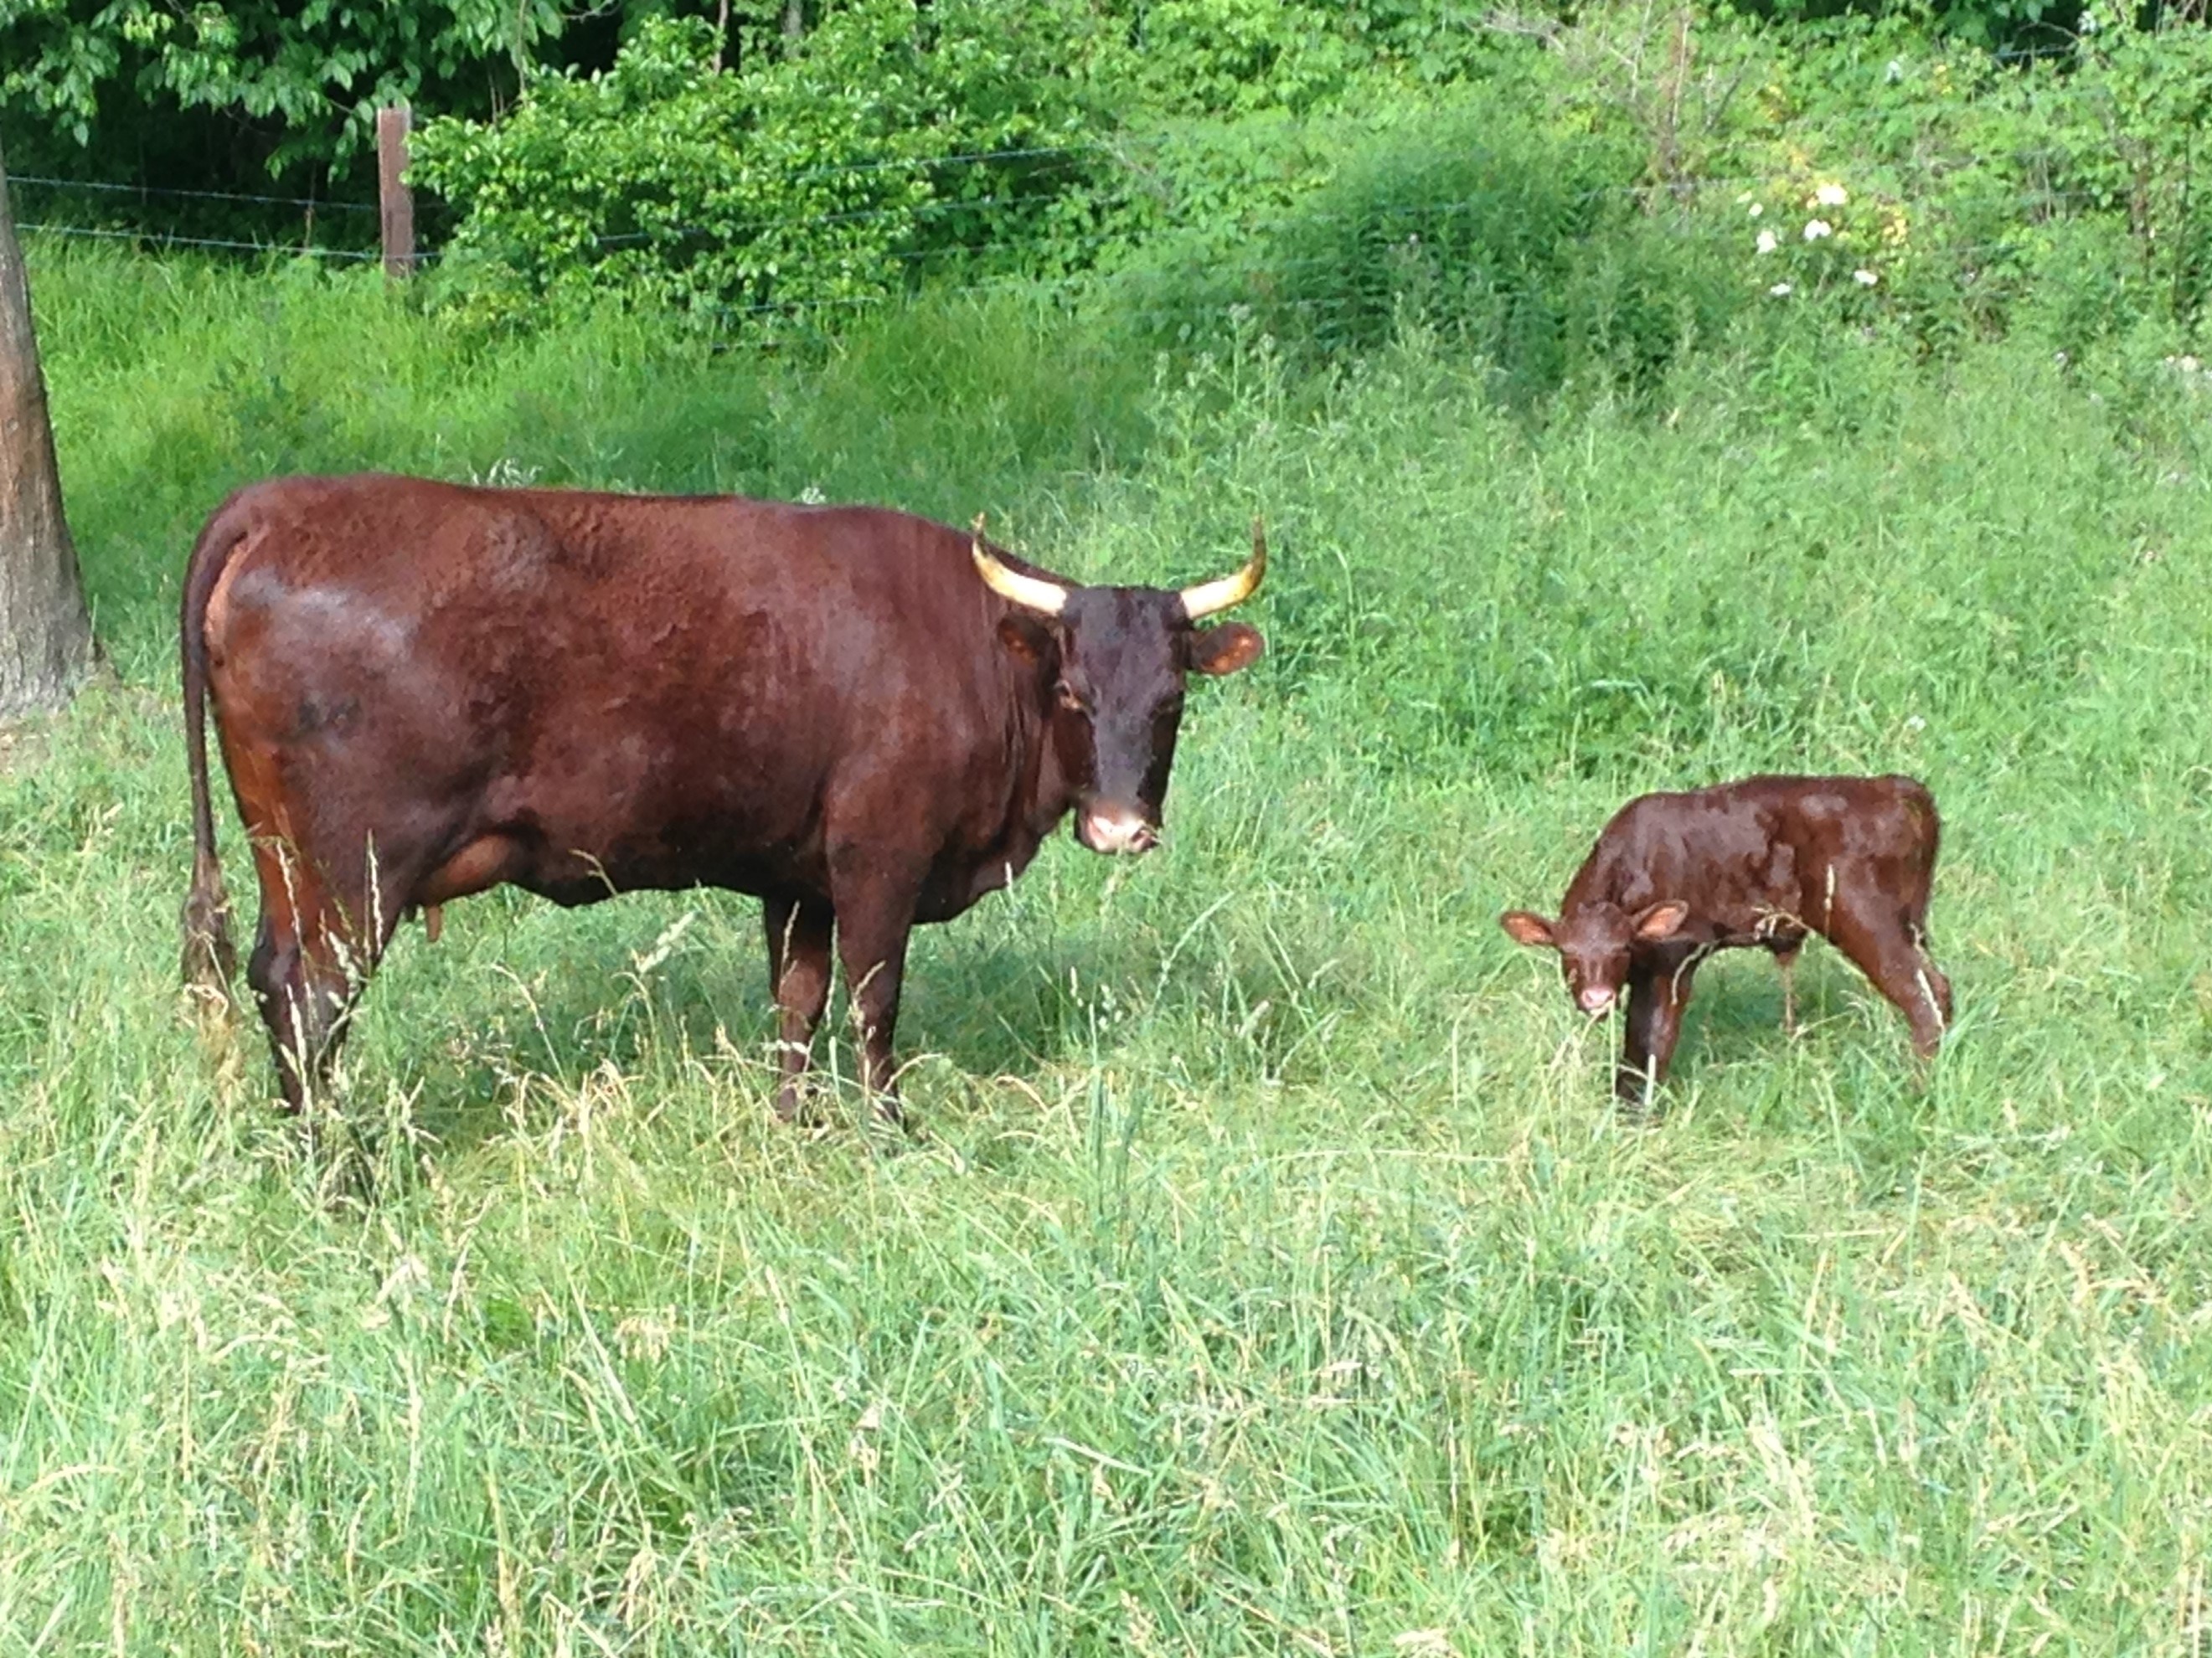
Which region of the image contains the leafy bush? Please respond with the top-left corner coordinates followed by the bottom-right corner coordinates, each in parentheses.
top-left (0, 0), bottom-right (568, 242)
top-left (413, 4), bottom-right (1103, 332)
top-left (1708, 15), bottom-right (2212, 353)
top-left (1112, 0), bottom-right (1362, 116)
top-left (1079, 0), bottom-right (1500, 116)
top-left (1117, 97), bottom-right (1744, 405)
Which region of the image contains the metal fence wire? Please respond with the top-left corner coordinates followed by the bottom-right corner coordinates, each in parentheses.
top-left (7, 139), bottom-right (2194, 338)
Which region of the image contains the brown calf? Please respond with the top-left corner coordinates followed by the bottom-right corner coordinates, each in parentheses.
top-left (1499, 775), bottom-right (1951, 1106)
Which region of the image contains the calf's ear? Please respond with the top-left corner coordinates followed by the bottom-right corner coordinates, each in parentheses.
top-left (1633, 900), bottom-right (1690, 940)
top-left (1499, 910), bottom-right (1558, 949)
top-left (1185, 621), bottom-right (1264, 677)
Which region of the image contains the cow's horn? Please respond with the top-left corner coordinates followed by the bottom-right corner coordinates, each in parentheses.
top-left (1178, 517), bottom-right (1267, 620)
top-left (971, 513), bottom-right (1070, 618)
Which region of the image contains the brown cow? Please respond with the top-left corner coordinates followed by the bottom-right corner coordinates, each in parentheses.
top-left (180, 475), bottom-right (1266, 1120)
top-left (1499, 775), bottom-right (1951, 1106)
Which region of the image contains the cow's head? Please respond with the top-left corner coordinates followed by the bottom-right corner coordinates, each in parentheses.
top-left (1498, 901), bottom-right (1689, 1016)
top-left (975, 517), bottom-right (1266, 855)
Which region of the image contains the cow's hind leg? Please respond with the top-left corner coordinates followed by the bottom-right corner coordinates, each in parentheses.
top-left (1825, 888), bottom-right (1949, 1060)
top-left (245, 834), bottom-right (408, 1113)
top-left (246, 839), bottom-right (357, 1113)
top-left (762, 893), bottom-right (834, 1123)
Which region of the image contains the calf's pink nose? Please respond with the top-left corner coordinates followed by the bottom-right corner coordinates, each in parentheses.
top-left (1577, 985), bottom-right (1616, 1015)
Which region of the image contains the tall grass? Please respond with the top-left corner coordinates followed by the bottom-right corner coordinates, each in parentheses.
top-left (1105, 96), bottom-right (1743, 409)
top-left (1, 241), bottom-right (2208, 1654)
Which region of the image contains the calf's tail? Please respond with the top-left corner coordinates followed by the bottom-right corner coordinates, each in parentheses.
top-left (1890, 773), bottom-right (1942, 930)
top-left (1898, 774), bottom-right (1941, 865)
top-left (181, 503), bottom-right (249, 996)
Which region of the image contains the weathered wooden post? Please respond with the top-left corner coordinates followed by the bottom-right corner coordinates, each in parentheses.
top-left (0, 132), bottom-right (95, 718)
top-left (377, 104), bottom-right (415, 279)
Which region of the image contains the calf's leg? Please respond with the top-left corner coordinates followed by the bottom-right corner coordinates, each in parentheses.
top-left (762, 893), bottom-right (834, 1122)
top-left (1616, 954), bottom-right (1700, 1109)
top-left (1824, 890), bottom-right (1950, 1058)
top-left (1772, 940), bottom-right (1803, 1037)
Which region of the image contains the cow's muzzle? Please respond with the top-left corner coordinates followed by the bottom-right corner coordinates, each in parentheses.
top-left (1077, 806), bottom-right (1160, 856)
top-left (1577, 985), bottom-right (1617, 1017)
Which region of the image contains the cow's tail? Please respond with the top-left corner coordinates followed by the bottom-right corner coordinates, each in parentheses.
top-left (181, 501), bottom-right (248, 1001)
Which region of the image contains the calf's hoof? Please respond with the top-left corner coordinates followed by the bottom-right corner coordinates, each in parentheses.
top-left (1611, 1073), bottom-right (1664, 1123)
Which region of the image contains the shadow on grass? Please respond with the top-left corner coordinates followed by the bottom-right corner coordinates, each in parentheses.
top-left (312, 885), bottom-right (1343, 1161)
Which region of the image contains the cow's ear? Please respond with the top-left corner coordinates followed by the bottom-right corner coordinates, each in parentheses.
top-left (998, 614), bottom-right (1057, 666)
top-left (1499, 911), bottom-right (1558, 949)
top-left (1186, 621), bottom-right (1264, 677)
top-left (1633, 900), bottom-right (1690, 941)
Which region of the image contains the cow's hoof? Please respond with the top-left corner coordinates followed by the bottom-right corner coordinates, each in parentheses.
top-left (772, 1084), bottom-right (823, 1128)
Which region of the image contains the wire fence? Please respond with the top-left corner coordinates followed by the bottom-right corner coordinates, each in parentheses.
top-left (9, 131), bottom-right (2154, 234)
top-left (4, 139), bottom-right (1114, 250)
top-left (8, 137), bottom-right (2193, 343)
top-left (16, 222), bottom-right (390, 260)
top-left (11, 173), bottom-right (383, 213)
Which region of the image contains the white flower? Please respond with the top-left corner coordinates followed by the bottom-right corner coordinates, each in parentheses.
top-left (2184, 356), bottom-right (2203, 374)
top-left (1854, 268), bottom-right (1879, 286)
top-left (1769, 282), bottom-right (1793, 297)
top-left (1804, 219), bottom-right (1833, 242)
top-left (1885, 58), bottom-right (1904, 82)
top-left (2080, 6), bottom-right (2096, 29)
top-left (1756, 229), bottom-right (1779, 255)
top-left (1815, 183), bottom-right (1848, 207)
top-left (1748, 202), bottom-right (1765, 219)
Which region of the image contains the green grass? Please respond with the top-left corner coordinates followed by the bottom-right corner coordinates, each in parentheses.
top-left (2, 243), bottom-right (2209, 1654)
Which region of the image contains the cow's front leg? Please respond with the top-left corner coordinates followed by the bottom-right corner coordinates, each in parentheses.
top-left (762, 893), bottom-right (834, 1123)
top-left (1616, 954), bottom-right (1698, 1111)
top-left (827, 860), bottom-right (921, 1127)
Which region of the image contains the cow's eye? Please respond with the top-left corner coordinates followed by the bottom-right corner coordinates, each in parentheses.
top-left (1055, 681), bottom-right (1090, 713)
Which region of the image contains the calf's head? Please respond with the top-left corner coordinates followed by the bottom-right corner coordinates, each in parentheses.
top-left (1499, 900), bottom-right (1690, 1016)
top-left (975, 517), bottom-right (1266, 855)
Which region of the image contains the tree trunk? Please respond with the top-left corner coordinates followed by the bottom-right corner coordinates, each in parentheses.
top-left (784, 0), bottom-right (804, 44)
top-left (0, 135), bottom-right (94, 720)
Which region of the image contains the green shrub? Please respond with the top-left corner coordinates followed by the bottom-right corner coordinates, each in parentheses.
top-left (1116, 97), bottom-right (1744, 406)
top-left (1709, 16), bottom-right (2212, 354)
top-left (412, 5), bottom-right (1105, 332)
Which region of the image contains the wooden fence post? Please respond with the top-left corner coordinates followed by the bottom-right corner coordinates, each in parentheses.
top-left (0, 131), bottom-right (95, 717)
top-left (377, 105), bottom-right (415, 278)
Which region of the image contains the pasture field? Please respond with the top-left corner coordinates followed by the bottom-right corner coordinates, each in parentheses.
top-left (2, 249), bottom-right (2210, 1655)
